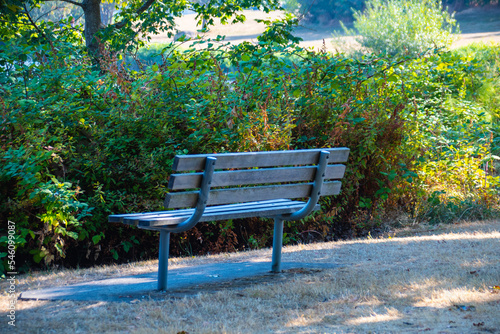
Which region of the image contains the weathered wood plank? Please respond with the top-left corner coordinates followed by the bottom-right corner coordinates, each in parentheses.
top-left (165, 181), bottom-right (342, 208)
top-left (322, 181), bottom-right (342, 196)
top-left (172, 148), bottom-right (350, 171)
top-left (109, 199), bottom-right (295, 224)
top-left (169, 164), bottom-right (346, 190)
top-left (131, 200), bottom-right (317, 227)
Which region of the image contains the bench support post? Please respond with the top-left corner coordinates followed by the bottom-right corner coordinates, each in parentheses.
top-left (271, 217), bottom-right (284, 273)
top-left (158, 230), bottom-right (171, 291)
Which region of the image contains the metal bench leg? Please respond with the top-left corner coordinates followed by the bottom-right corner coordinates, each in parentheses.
top-left (158, 230), bottom-right (171, 291)
top-left (271, 217), bottom-right (284, 273)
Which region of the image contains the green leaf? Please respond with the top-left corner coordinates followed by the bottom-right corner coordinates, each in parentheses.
top-left (387, 74), bottom-right (398, 82)
top-left (123, 242), bottom-right (132, 253)
top-left (92, 234), bottom-right (101, 245)
top-left (67, 231), bottom-right (78, 240)
top-left (30, 249), bottom-right (45, 264)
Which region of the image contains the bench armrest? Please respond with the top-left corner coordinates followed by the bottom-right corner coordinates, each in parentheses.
top-left (279, 150), bottom-right (330, 221)
top-left (162, 157), bottom-right (217, 233)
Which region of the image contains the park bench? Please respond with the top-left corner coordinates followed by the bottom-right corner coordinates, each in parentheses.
top-left (108, 148), bottom-right (350, 290)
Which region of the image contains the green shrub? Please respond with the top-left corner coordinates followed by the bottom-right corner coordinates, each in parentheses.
top-left (350, 0), bottom-right (459, 56)
top-left (398, 47), bottom-right (500, 224)
top-left (453, 42), bottom-right (500, 125)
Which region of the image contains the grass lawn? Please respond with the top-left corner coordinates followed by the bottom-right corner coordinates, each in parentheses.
top-left (2, 220), bottom-right (499, 333)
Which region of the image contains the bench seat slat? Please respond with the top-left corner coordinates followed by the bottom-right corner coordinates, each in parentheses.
top-left (169, 164), bottom-right (346, 190)
top-left (165, 181), bottom-right (342, 208)
top-left (118, 200), bottom-right (315, 227)
top-left (108, 198), bottom-right (296, 225)
top-left (142, 201), bottom-right (315, 228)
top-left (108, 199), bottom-right (294, 224)
top-left (173, 148), bottom-right (350, 171)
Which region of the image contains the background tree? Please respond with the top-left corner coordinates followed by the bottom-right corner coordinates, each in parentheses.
top-left (1, 0), bottom-right (280, 57)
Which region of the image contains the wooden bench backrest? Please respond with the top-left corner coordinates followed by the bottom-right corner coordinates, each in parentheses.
top-left (165, 148), bottom-right (350, 209)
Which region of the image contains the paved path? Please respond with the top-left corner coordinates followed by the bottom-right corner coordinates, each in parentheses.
top-left (20, 261), bottom-right (341, 303)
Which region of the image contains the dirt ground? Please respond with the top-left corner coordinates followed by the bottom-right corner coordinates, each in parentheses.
top-left (148, 6), bottom-right (500, 52)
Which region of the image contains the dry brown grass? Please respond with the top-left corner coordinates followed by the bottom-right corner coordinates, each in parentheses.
top-left (2, 220), bottom-right (500, 333)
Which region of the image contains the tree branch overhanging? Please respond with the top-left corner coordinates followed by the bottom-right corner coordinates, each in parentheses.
top-left (35, 5), bottom-right (68, 22)
top-left (24, 3), bottom-right (56, 50)
top-left (113, 0), bottom-right (156, 29)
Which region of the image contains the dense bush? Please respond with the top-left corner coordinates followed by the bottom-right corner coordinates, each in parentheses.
top-left (0, 15), bottom-right (499, 274)
top-left (411, 44), bottom-right (500, 223)
top-left (347, 0), bottom-right (459, 56)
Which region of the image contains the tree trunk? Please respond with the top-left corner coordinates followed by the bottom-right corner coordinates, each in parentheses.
top-left (81, 0), bottom-right (102, 57)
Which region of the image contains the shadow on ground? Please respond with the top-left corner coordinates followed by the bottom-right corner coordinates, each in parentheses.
top-left (19, 262), bottom-right (341, 302)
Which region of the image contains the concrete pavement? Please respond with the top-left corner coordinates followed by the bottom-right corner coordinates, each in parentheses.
top-left (20, 261), bottom-right (341, 302)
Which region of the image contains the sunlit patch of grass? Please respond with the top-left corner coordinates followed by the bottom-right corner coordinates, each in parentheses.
top-left (345, 307), bottom-right (403, 325)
